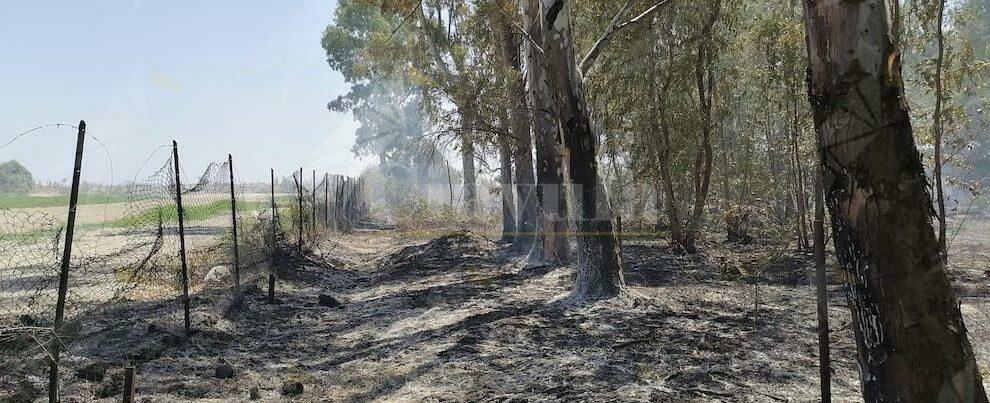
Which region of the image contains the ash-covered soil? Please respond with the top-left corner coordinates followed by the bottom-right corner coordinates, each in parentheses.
top-left (4, 218), bottom-right (990, 402)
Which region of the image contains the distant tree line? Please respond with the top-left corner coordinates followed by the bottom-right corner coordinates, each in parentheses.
top-left (0, 160), bottom-right (33, 194)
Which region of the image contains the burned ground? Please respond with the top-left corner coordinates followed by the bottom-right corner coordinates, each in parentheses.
top-left (3, 218), bottom-right (989, 402)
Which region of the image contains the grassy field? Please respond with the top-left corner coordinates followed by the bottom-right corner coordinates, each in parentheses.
top-left (107, 200), bottom-right (267, 228)
top-left (0, 193), bottom-right (130, 209)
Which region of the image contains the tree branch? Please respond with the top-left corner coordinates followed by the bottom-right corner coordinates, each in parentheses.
top-left (578, 0), bottom-right (678, 79)
top-left (578, 0), bottom-right (637, 79)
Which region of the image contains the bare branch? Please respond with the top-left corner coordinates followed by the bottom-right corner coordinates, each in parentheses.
top-left (578, 0), bottom-right (637, 79)
top-left (578, 0), bottom-right (679, 79)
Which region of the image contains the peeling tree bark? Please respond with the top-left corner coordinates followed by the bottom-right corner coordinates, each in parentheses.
top-left (523, 0), bottom-right (570, 267)
top-left (537, 0), bottom-right (625, 300)
top-left (802, 0), bottom-right (987, 400)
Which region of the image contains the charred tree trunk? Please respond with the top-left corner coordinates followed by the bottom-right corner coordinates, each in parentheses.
top-left (500, 21), bottom-right (538, 252)
top-left (499, 132), bottom-right (517, 243)
top-left (524, 0), bottom-right (569, 266)
top-left (538, 0), bottom-right (624, 300)
top-left (802, 1), bottom-right (986, 400)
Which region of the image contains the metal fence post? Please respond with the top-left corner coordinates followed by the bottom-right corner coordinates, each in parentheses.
top-left (269, 169), bottom-right (277, 293)
top-left (331, 176), bottom-right (339, 232)
top-left (227, 155), bottom-right (240, 302)
top-left (323, 173), bottom-right (330, 232)
top-left (296, 168), bottom-right (303, 252)
top-left (48, 120), bottom-right (86, 403)
top-left (172, 141), bottom-right (191, 338)
top-left (311, 170), bottom-right (317, 236)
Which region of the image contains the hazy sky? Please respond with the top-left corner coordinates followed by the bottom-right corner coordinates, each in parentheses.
top-left (0, 0), bottom-right (368, 185)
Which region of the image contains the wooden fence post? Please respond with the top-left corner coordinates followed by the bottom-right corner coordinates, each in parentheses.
top-left (172, 141), bottom-right (191, 338)
top-left (48, 120), bottom-right (86, 403)
top-left (267, 274), bottom-right (276, 304)
top-left (814, 165), bottom-right (831, 402)
top-left (122, 366), bottom-right (135, 403)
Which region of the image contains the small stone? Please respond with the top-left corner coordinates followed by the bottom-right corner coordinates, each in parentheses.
top-left (281, 380), bottom-right (304, 396)
top-left (202, 265), bottom-right (234, 289)
top-left (215, 362), bottom-right (234, 379)
top-left (249, 386), bottom-right (261, 400)
top-left (318, 294), bottom-right (341, 308)
top-left (75, 361), bottom-right (110, 382)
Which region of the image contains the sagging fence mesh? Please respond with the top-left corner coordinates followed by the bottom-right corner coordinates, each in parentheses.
top-left (0, 137), bottom-right (368, 399)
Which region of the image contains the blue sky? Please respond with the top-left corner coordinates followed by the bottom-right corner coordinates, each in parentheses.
top-left (0, 0), bottom-right (367, 184)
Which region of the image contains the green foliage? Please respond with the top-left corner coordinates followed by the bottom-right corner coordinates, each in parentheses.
top-left (320, 0), bottom-right (990, 246)
top-left (0, 160), bottom-right (33, 195)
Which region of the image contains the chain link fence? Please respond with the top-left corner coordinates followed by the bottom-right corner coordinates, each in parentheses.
top-left (0, 127), bottom-right (368, 400)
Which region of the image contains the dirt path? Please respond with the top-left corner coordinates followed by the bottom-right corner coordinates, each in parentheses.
top-left (6, 222), bottom-right (990, 402)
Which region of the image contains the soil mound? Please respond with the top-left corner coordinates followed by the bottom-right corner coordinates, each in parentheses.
top-left (381, 231), bottom-right (496, 273)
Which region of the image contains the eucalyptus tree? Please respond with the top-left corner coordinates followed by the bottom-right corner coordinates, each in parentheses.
top-left (489, 0), bottom-right (537, 251)
top-left (532, 0), bottom-right (628, 300)
top-left (802, 0), bottom-right (986, 399)
top-left (323, 1), bottom-right (429, 176)
top-left (584, 0), bottom-right (726, 254)
top-left (521, 0), bottom-right (571, 266)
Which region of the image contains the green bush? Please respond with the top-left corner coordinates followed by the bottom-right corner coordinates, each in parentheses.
top-left (0, 160), bottom-right (33, 194)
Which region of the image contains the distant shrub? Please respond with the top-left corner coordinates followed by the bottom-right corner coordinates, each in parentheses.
top-left (0, 160), bottom-right (33, 194)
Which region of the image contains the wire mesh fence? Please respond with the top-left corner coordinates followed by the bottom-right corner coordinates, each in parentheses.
top-left (0, 125), bottom-right (368, 400)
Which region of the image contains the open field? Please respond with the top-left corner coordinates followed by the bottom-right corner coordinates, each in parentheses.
top-left (0, 193), bottom-right (280, 328)
top-left (0, 193), bottom-right (278, 235)
top-left (0, 194), bottom-right (130, 209)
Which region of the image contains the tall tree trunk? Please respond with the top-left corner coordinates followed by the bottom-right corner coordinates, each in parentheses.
top-left (681, 8), bottom-right (720, 254)
top-left (461, 136), bottom-right (477, 215)
top-left (802, 1), bottom-right (986, 400)
top-left (538, 0), bottom-right (624, 300)
top-left (500, 21), bottom-right (538, 252)
top-left (523, 0), bottom-right (569, 266)
top-left (792, 92), bottom-right (811, 250)
top-left (653, 180), bottom-right (664, 231)
top-left (933, 0), bottom-right (948, 257)
top-left (499, 131), bottom-right (517, 243)
top-left (719, 118), bottom-right (731, 211)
